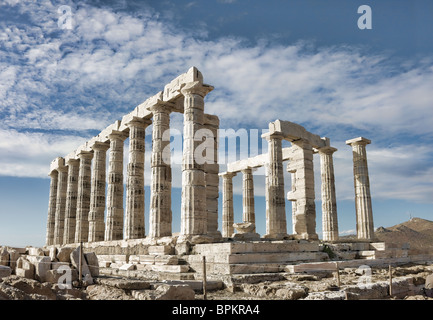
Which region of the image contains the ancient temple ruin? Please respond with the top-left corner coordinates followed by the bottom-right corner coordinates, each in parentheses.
top-left (44, 67), bottom-right (390, 282)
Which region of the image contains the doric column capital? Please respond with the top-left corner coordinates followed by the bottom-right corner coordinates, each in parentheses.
top-left (126, 116), bottom-right (152, 129)
top-left (261, 131), bottom-right (285, 141)
top-left (346, 137), bottom-right (371, 147)
top-left (181, 81), bottom-right (214, 97)
top-left (65, 158), bottom-right (79, 166)
top-left (77, 150), bottom-right (94, 160)
top-left (108, 130), bottom-right (128, 142)
top-left (318, 146), bottom-right (338, 155)
top-left (148, 100), bottom-right (172, 114)
top-left (241, 167), bottom-right (253, 175)
top-left (219, 171), bottom-right (237, 179)
top-left (90, 141), bottom-right (110, 151)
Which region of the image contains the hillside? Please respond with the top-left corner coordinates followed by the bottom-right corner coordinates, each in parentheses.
top-left (375, 217), bottom-right (433, 251)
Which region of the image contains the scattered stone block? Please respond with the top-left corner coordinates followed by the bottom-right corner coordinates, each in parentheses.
top-left (70, 247), bottom-right (93, 285)
top-left (15, 267), bottom-right (35, 279)
top-left (149, 245), bottom-right (173, 255)
top-left (56, 247), bottom-right (74, 263)
top-left (0, 266), bottom-right (12, 279)
top-left (27, 256), bottom-right (51, 283)
top-left (8, 249), bottom-right (20, 271)
top-left (132, 284), bottom-right (195, 300)
top-left (119, 263), bottom-right (135, 271)
top-left (0, 247), bottom-right (9, 266)
top-left (27, 247), bottom-right (45, 256)
top-left (84, 252), bottom-right (99, 277)
top-left (49, 247), bottom-right (57, 261)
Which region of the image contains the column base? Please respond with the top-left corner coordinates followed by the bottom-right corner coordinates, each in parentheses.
top-left (232, 232), bottom-right (261, 241)
top-left (262, 233), bottom-right (289, 240)
top-left (292, 233), bottom-right (319, 241)
top-left (177, 234), bottom-right (221, 244)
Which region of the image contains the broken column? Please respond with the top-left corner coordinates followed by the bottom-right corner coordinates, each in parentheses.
top-left (180, 81), bottom-right (213, 237)
top-left (262, 132), bottom-right (287, 239)
top-left (46, 169), bottom-right (58, 246)
top-left (105, 131), bottom-right (128, 241)
top-left (53, 158), bottom-right (68, 245)
top-left (63, 158), bottom-right (80, 244)
top-left (346, 137), bottom-right (374, 241)
top-left (88, 141), bottom-right (110, 242)
top-left (149, 103), bottom-right (172, 238)
top-left (220, 172), bottom-right (236, 238)
top-left (287, 139), bottom-right (318, 240)
top-left (125, 117), bottom-right (151, 240)
top-left (74, 151), bottom-right (93, 243)
top-left (242, 167), bottom-right (255, 231)
top-left (318, 146), bottom-right (339, 242)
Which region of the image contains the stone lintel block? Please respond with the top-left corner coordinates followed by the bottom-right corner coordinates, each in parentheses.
top-left (268, 120), bottom-right (327, 149)
top-left (346, 137), bottom-right (371, 146)
top-left (163, 67), bottom-right (204, 102)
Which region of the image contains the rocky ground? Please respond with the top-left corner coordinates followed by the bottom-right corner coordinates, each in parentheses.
top-left (1, 262), bottom-right (432, 300)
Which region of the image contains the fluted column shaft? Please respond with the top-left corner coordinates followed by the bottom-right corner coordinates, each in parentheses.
top-left (88, 141), bottom-right (110, 242)
top-left (75, 151), bottom-right (93, 243)
top-left (46, 170), bottom-right (58, 246)
top-left (149, 104), bottom-right (172, 238)
top-left (105, 131), bottom-right (128, 241)
top-left (180, 81), bottom-right (213, 236)
top-left (346, 137), bottom-right (374, 241)
top-left (319, 147), bottom-right (339, 242)
top-left (53, 160), bottom-right (68, 245)
top-left (264, 133), bottom-right (287, 238)
top-left (63, 158), bottom-right (80, 244)
top-left (242, 168), bottom-right (255, 231)
top-left (125, 118), bottom-right (151, 239)
top-left (220, 172), bottom-right (236, 237)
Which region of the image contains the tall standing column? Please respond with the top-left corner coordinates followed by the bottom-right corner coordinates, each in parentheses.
top-left (288, 139), bottom-right (318, 240)
top-left (53, 159), bottom-right (68, 245)
top-left (242, 167), bottom-right (255, 231)
top-left (149, 104), bottom-right (172, 238)
top-left (63, 158), bottom-right (80, 244)
top-left (46, 170), bottom-right (58, 246)
top-left (75, 151), bottom-right (93, 243)
top-left (346, 137), bottom-right (374, 241)
top-left (125, 117), bottom-right (151, 240)
top-left (220, 172), bottom-right (236, 237)
top-left (319, 146), bottom-right (339, 242)
top-left (204, 114), bottom-right (220, 237)
top-left (263, 133), bottom-right (287, 239)
top-left (180, 81), bottom-right (213, 237)
top-left (88, 141), bottom-right (110, 242)
top-left (105, 131), bottom-right (128, 241)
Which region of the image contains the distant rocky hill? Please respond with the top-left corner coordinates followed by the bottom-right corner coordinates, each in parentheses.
top-left (374, 217), bottom-right (433, 251)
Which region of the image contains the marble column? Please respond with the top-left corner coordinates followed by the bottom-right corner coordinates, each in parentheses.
top-left (204, 114), bottom-right (220, 237)
top-left (288, 139), bottom-right (318, 240)
top-left (125, 117), bottom-right (151, 240)
top-left (53, 159), bottom-right (68, 245)
top-left (319, 146), bottom-right (339, 242)
top-left (88, 141), bottom-right (110, 242)
top-left (149, 104), bottom-right (172, 238)
top-left (242, 167), bottom-right (255, 231)
top-left (220, 172), bottom-right (236, 238)
top-left (346, 137), bottom-right (374, 241)
top-left (263, 133), bottom-right (287, 239)
top-left (63, 158), bottom-right (80, 244)
top-left (105, 131), bottom-right (128, 241)
top-left (74, 151), bottom-right (93, 243)
top-left (180, 81), bottom-right (213, 236)
top-left (46, 170), bottom-right (58, 246)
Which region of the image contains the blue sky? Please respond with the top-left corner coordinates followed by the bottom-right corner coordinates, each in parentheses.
top-left (0, 0), bottom-right (432, 247)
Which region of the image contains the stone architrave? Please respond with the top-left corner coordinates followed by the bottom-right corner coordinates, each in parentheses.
top-left (220, 172), bottom-right (236, 238)
top-left (319, 146), bottom-right (339, 242)
top-left (46, 170), bottom-right (58, 246)
top-left (287, 139), bottom-right (318, 240)
top-left (346, 137), bottom-right (374, 241)
top-left (125, 117), bottom-right (151, 240)
top-left (263, 132), bottom-right (287, 239)
top-left (53, 159), bottom-right (68, 245)
top-left (75, 151), bottom-right (93, 243)
top-left (105, 130), bottom-right (128, 241)
top-left (149, 103), bottom-right (172, 238)
top-left (63, 158), bottom-right (80, 244)
top-left (180, 81), bottom-right (213, 237)
top-left (88, 141), bottom-right (110, 242)
top-left (242, 167), bottom-right (256, 232)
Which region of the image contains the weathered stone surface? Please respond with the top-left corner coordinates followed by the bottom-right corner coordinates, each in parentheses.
top-left (85, 252), bottom-right (99, 277)
top-left (0, 247), bottom-right (9, 266)
top-left (70, 247), bottom-right (93, 284)
top-left (27, 247), bottom-right (45, 256)
top-left (132, 284), bottom-right (195, 300)
top-left (56, 247), bottom-right (74, 262)
top-left (8, 249), bottom-right (20, 271)
top-left (15, 267), bottom-right (34, 279)
top-left (27, 256), bottom-right (51, 282)
top-left (0, 266), bottom-right (12, 279)
top-left (49, 247), bottom-right (57, 262)
top-left (119, 263), bottom-right (135, 271)
top-left (86, 284), bottom-right (133, 300)
top-left (95, 277), bottom-right (150, 290)
top-left (240, 281), bottom-right (308, 300)
top-left (1, 275), bottom-right (56, 299)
